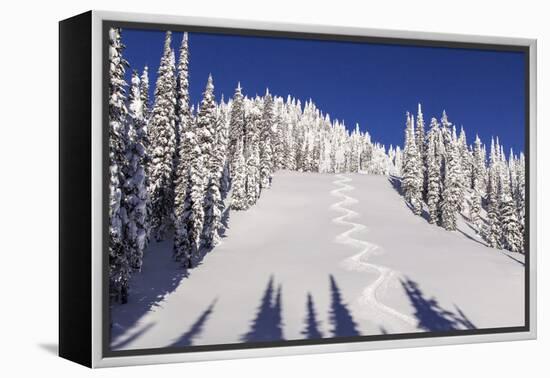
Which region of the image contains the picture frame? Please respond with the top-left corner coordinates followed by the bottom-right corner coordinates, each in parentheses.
top-left (59, 10), bottom-right (537, 368)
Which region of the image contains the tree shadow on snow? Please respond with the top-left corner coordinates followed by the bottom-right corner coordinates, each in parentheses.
top-left (168, 298), bottom-right (218, 347)
top-left (218, 206), bottom-right (231, 238)
top-left (110, 258), bottom-right (189, 344)
top-left (388, 176), bottom-right (431, 222)
top-left (455, 228), bottom-right (488, 248)
top-left (329, 275), bottom-right (360, 337)
top-left (241, 276), bottom-right (284, 342)
top-left (461, 215), bottom-right (483, 234)
top-left (301, 293), bottom-right (323, 339)
top-left (503, 253), bottom-right (525, 267)
top-left (388, 175), bottom-right (403, 195)
top-left (401, 277), bottom-right (476, 332)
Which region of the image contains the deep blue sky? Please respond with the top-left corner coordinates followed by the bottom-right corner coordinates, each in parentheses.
top-left (120, 28), bottom-right (525, 153)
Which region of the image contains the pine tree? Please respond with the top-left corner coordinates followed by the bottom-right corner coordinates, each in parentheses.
top-left (139, 65), bottom-right (150, 120)
top-left (176, 33), bottom-right (190, 135)
top-left (228, 82), bottom-right (245, 174)
top-left (508, 148), bottom-right (518, 207)
top-left (197, 75), bottom-right (220, 249)
top-left (516, 152), bottom-right (526, 225)
top-left (440, 131), bottom-right (463, 231)
top-left (173, 32), bottom-right (193, 223)
top-left (470, 135), bottom-right (485, 229)
top-left (312, 128), bottom-right (321, 172)
top-left (426, 118), bottom-right (442, 224)
top-left (197, 74), bottom-right (217, 174)
top-left (499, 194), bottom-right (523, 252)
top-left (349, 124), bottom-right (361, 173)
top-left (415, 104), bottom-right (427, 199)
top-left (122, 71), bottom-right (150, 273)
top-left (497, 149), bottom-right (523, 252)
top-left (486, 138), bottom-right (502, 248)
top-left (231, 137), bottom-right (248, 210)
top-left (402, 113), bottom-right (423, 215)
top-left (245, 99), bottom-right (262, 206)
top-left (173, 170), bottom-right (193, 266)
top-left (260, 90), bottom-right (274, 188)
top-left (172, 32), bottom-right (196, 267)
top-left (147, 31), bottom-right (177, 241)
top-left (394, 145), bottom-right (403, 176)
top-left (216, 102), bottom-right (231, 199)
top-left (202, 103), bottom-right (229, 248)
top-left (272, 99), bottom-right (286, 171)
top-left (173, 114), bottom-right (204, 263)
top-left (188, 140), bottom-right (206, 259)
top-left (415, 103), bottom-right (426, 159)
top-left (202, 175), bottom-right (222, 249)
top-left (108, 27), bottom-right (131, 303)
top-left (457, 127), bottom-right (471, 212)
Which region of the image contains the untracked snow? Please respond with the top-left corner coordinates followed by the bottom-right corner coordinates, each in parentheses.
top-left (111, 171), bottom-right (524, 350)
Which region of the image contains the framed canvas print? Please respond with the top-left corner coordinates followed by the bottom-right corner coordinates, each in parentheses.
top-left (59, 10), bottom-right (537, 368)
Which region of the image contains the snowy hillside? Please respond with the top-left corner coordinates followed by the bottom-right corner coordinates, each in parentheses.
top-left (111, 171), bottom-right (524, 350)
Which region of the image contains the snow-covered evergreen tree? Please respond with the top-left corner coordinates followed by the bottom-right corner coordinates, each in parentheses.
top-left (174, 114), bottom-right (205, 263)
top-left (173, 32), bottom-right (191, 162)
top-left (147, 31), bottom-right (177, 241)
top-left (108, 27), bottom-right (131, 303)
top-left (216, 102), bottom-right (231, 199)
top-left (139, 65), bottom-right (150, 120)
top-left (231, 137), bottom-right (248, 210)
top-left (402, 113), bottom-right (423, 215)
top-left (197, 75), bottom-right (217, 173)
top-left (202, 101), bottom-right (229, 248)
top-left (470, 135), bottom-right (485, 229)
top-left (172, 32), bottom-right (197, 267)
top-left (173, 169), bottom-right (193, 267)
top-left (415, 104), bottom-right (427, 198)
top-left (272, 98), bottom-right (286, 171)
top-left (457, 127), bottom-right (471, 211)
top-left (426, 118), bottom-right (442, 224)
top-left (440, 129), bottom-right (463, 231)
top-left (515, 152), bottom-right (526, 224)
top-left (202, 175), bottom-right (222, 248)
top-left (176, 33), bottom-right (190, 135)
top-left (122, 71), bottom-right (149, 272)
top-left (173, 32), bottom-right (193, 221)
top-left (245, 99), bottom-right (262, 206)
top-left (486, 138), bottom-right (502, 248)
top-left (197, 75), bottom-right (221, 249)
top-left (415, 103), bottom-right (426, 159)
top-left (260, 90), bottom-right (274, 189)
top-left (499, 193), bottom-right (523, 252)
top-left (187, 139), bottom-right (206, 260)
top-left (393, 146), bottom-right (403, 176)
top-left (228, 83), bottom-right (245, 174)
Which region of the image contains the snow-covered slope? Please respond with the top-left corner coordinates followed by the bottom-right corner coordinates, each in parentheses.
top-left (111, 171), bottom-right (524, 350)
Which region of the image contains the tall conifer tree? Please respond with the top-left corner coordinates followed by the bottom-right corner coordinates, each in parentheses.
top-left (108, 27), bottom-right (131, 303)
top-left (148, 31), bottom-right (177, 241)
top-left (123, 71), bottom-right (150, 272)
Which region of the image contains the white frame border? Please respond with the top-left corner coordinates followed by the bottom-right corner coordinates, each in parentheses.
top-left (90, 10), bottom-right (537, 368)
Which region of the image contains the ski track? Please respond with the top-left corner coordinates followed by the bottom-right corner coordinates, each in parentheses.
top-left (330, 174), bottom-right (417, 331)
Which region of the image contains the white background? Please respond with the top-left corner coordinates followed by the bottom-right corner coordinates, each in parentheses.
top-left (0, 0), bottom-right (546, 376)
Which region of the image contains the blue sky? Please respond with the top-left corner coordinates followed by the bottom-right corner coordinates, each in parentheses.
top-left (120, 28), bottom-right (526, 153)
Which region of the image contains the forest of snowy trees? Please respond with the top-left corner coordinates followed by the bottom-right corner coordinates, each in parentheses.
top-left (400, 105), bottom-right (526, 254)
top-left (108, 29), bottom-right (401, 303)
top-left (108, 28), bottom-right (525, 304)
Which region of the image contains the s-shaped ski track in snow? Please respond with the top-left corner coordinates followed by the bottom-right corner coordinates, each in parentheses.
top-left (330, 174), bottom-right (417, 332)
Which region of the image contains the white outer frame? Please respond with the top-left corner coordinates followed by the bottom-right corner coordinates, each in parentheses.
top-left (90, 10), bottom-right (537, 368)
